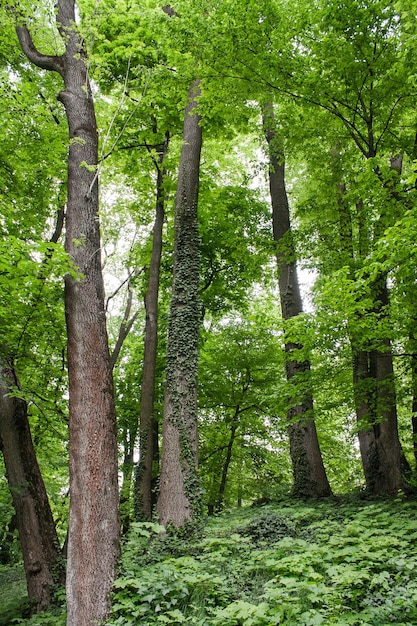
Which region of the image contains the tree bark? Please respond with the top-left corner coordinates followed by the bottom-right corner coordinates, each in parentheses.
top-left (157, 81), bottom-right (202, 527)
top-left (263, 104), bottom-right (332, 498)
top-left (17, 3), bottom-right (120, 624)
top-left (0, 362), bottom-right (64, 612)
top-left (410, 329), bottom-right (417, 469)
top-left (135, 134), bottom-right (169, 521)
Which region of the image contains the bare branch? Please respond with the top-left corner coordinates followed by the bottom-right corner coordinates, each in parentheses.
top-left (110, 285), bottom-right (141, 369)
top-left (105, 268), bottom-right (143, 312)
top-left (16, 25), bottom-right (64, 75)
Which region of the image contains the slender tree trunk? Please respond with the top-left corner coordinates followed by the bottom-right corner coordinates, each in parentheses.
top-left (120, 425), bottom-right (137, 533)
top-left (17, 4), bottom-right (120, 624)
top-left (216, 410), bottom-right (240, 511)
top-left (157, 81), bottom-right (202, 527)
top-left (0, 362), bottom-right (64, 612)
top-left (263, 105), bottom-right (331, 498)
top-left (351, 347), bottom-right (377, 483)
top-left (409, 330), bottom-right (417, 468)
top-left (135, 134), bottom-right (169, 521)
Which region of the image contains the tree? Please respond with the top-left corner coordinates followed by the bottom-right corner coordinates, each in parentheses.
top-left (289, 0), bottom-right (417, 493)
top-left (16, 1), bottom-right (120, 623)
top-left (157, 80), bottom-right (203, 527)
top-left (263, 104), bottom-right (332, 498)
top-left (136, 134), bottom-right (169, 521)
top-left (0, 360), bottom-right (65, 612)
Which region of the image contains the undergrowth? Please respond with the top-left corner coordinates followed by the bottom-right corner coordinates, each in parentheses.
top-left (5, 495), bottom-right (417, 625)
top-left (105, 495), bottom-right (417, 626)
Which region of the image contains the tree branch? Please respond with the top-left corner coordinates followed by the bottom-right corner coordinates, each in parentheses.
top-left (16, 25), bottom-right (64, 75)
top-left (110, 285), bottom-right (141, 369)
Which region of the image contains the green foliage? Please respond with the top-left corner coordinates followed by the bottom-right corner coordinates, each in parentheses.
top-left (240, 512), bottom-right (297, 544)
top-left (0, 566), bottom-right (29, 625)
top-left (198, 303), bottom-right (291, 509)
top-left (103, 498), bottom-right (417, 626)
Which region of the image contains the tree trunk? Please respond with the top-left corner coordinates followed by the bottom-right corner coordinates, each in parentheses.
top-left (135, 134), bottom-right (169, 521)
top-left (216, 410), bottom-right (239, 511)
top-left (120, 424), bottom-right (137, 534)
top-left (17, 4), bottom-right (120, 624)
top-left (333, 171), bottom-right (380, 486)
top-left (333, 153), bottom-right (404, 494)
top-left (157, 81), bottom-right (202, 527)
top-left (263, 104), bottom-right (332, 498)
top-left (368, 284), bottom-right (403, 493)
top-left (0, 362), bottom-right (64, 612)
top-left (410, 331), bottom-right (417, 469)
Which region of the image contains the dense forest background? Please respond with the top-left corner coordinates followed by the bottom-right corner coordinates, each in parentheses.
top-left (1, 0), bottom-right (417, 624)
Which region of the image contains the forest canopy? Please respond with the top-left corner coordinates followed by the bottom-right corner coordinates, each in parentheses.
top-left (1, 0), bottom-right (417, 624)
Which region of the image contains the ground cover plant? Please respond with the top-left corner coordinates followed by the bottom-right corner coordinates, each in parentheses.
top-left (106, 496), bottom-right (417, 625)
top-left (4, 495), bottom-right (416, 625)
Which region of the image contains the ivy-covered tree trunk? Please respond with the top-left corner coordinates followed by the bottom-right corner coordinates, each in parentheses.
top-left (16, 3), bottom-right (120, 624)
top-left (263, 105), bottom-right (332, 498)
top-left (0, 361), bottom-right (65, 612)
top-left (157, 81), bottom-right (202, 527)
top-left (135, 135), bottom-right (169, 521)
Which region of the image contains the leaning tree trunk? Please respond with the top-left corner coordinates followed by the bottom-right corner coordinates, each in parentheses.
top-left (157, 81), bottom-right (202, 527)
top-left (263, 104), bottom-right (332, 498)
top-left (0, 362), bottom-right (65, 612)
top-left (17, 3), bottom-right (120, 624)
top-left (135, 134), bottom-right (169, 522)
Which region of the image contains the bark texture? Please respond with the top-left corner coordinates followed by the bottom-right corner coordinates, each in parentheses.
top-left (135, 135), bottom-right (169, 521)
top-left (263, 105), bottom-right (332, 498)
top-left (410, 332), bottom-right (417, 468)
top-left (17, 3), bottom-right (120, 624)
top-left (0, 362), bottom-right (64, 612)
top-left (157, 81), bottom-right (202, 527)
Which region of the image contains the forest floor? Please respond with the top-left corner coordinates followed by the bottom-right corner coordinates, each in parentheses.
top-left (2, 494), bottom-right (417, 625)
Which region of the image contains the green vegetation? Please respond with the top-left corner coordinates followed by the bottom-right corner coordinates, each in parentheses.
top-left (4, 496), bottom-right (417, 625)
top-left (3, 0), bottom-right (417, 622)
top-left (0, 566), bottom-right (28, 625)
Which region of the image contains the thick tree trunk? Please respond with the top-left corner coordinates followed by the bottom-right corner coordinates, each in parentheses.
top-left (135, 135), bottom-right (169, 521)
top-left (17, 3), bottom-right (120, 624)
top-left (263, 105), bottom-right (332, 498)
top-left (157, 81), bottom-right (202, 527)
top-left (0, 362), bottom-right (64, 612)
